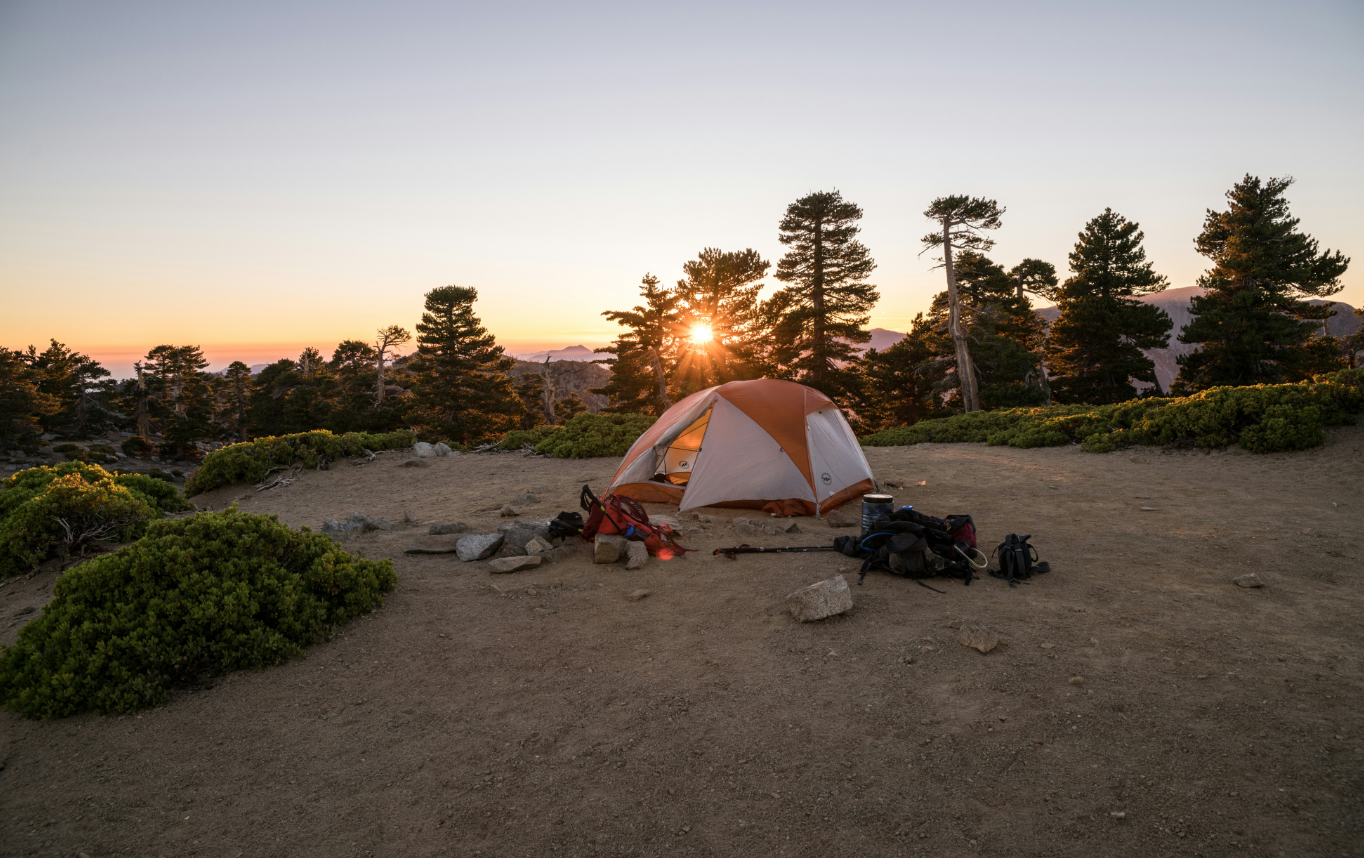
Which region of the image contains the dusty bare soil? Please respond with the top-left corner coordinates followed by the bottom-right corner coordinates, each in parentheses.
top-left (2, 428), bottom-right (1363, 858)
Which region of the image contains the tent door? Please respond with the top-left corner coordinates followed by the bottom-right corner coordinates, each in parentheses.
top-left (656, 406), bottom-right (711, 485)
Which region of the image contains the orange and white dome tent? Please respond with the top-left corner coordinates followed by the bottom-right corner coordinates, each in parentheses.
top-left (608, 379), bottom-right (876, 516)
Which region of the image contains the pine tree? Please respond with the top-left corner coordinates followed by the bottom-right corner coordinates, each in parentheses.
top-left (409, 285), bottom-right (520, 444)
top-left (141, 345), bottom-right (214, 454)
top-left (671, 248), bottom-right (771, 393)
top-left (217, 361), bottom-right (253, 442)
top-left (1174, 176), bottom-right (1350, 391)
top-left (594, 274), bottom-right (682, 414)
top-left (0, 349), bottom-right (59, 449)
top-left (248, 359), bottom-right (296, 437)
top-left (1046, 209), bottom-right (1172, 403)
top-left (514, 372), bottom-right (548, 429)
top-left (282, 347), bottom-right (340, 432)
top-left (373, 325), bottom-right (411, 407)
top-left (1010, 259), bottom-right (1059, 302)
top-left (771, 190), bottom-right (879, 401)
top-left (921, 196), bottom-right (1005, 412)
top-left (848, 320), bottom-right (938, 433)
top-left (25, 340), bottom-right (114, 436)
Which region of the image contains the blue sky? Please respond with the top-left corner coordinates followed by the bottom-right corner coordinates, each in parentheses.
top-left (1, 0), bottom-right (1360, 376)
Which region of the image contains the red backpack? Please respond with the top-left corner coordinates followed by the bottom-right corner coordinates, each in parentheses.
top-left (580, 486), bottom-right (691, 558)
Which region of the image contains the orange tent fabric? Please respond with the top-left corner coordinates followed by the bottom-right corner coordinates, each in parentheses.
top-left (609, 379), bottom-right (875, 516)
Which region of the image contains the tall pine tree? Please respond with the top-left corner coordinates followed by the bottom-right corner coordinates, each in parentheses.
top-left (1174, 176), bottom-right (1350, 391)
top-left (1046, 209), bottom-right (1172, 403)
top-left (921, 196), bottom-right (1005, 412)
top-left (771, 190), bottom-right (878, 401)
top-left (593, 274), bottom-right (682, 414)
top-left (671, 248), bottom-right (771, 393)
top-left (409, 285), bottom-right (520, 444)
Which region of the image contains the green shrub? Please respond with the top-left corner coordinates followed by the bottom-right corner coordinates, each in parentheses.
top-left (0, 509), bottom-right (396, 719)
top-left (0, 462), bottom-right (195, 577)
top-left (121, 436), bottom-right (154, 456)
top-left (533, 412), bottom-right (656, 459)
top-left (184, 429), bottom-right (416, 496)
top-left (861, 369), bottom-right (1364, 455)
top-left (498, 427), bottom-right (561, 450)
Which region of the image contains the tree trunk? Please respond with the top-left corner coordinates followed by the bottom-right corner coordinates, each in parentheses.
top-left (375, 351), bottom-right (387, 407)
top-left (542, 358), bottom-right (557, 424)
top-left (944, 222), bottom-right (981, 412)
top-left (811, 218), bottom-right (826, 385)
top-left (647, 347), bottom-right (672, 413)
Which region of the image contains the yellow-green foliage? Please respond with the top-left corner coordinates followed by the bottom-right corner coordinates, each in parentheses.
top-left (0, 509), bottom-right (396, 719)
top-left (0, 462), bottom-right (194, 577)
top-left (533, 412), bottom-right (656, 459)
top-left (861, 369), bottom-right (1364, 455)
top-left (184, 429), bottom-right (415, 495)
top-left (498, 427), bottom-right (560, 450)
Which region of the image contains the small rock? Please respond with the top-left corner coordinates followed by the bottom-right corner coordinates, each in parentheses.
top-left (401, 510), bottom-right (417, 524)
top-left (400, 458), bottom-right (431, 468)
top-left (625, 540), bottom-right (649, 570)
top-left (528, 484), bottom-right (547, 493)
top-left (1233, 573), bottom-right (1264, 588)
top-left (488, 556), bottom-right (543, 574)
top-left (958, 624), bottom-right (999, 654)
top-left (1040, 642), bottom-right (1055, 649)
top-left (734, 517), bottom-right (780, 536)
top-left (825, 511), bottom-right (857, 528)
top-left (1068, 676), bottom-right (1085, 686)
top-left (366, 517), bottom-right (395, 531)
top-left (456, 533), bottom-right (505, 562)
top-left (1139, 507), bottom-right (1159, 512)
top-left (499, 504), bottom-right (521, 517)
top-left (433, 442), bottom-right (454, 456)
top-left (413, 441), bottom-right (438, 457)
top-left (512, 492), bottom-right (541, 505)
top-left (525, 536), bottom-right (554, 556)
top-left (534, 607), bottom-right (557, 617)
top-left (626, 589), bottom-right (652, 601)
top-left (594, 534), bottom-right (627, 564)
top-left (1110, 811), bottom-right (1126, 820)
top-left (786, 575), bottom-right (853, 622)
top-left (883, 479), bottom-right (905, 488)
top-left (429, 522), bottom-right (470, 535)
top-left (947, 619), bottom-right (963, 629)
top-left (403, 535), bottom-right (465, 554)
top-left (696, 514), bottom-right (721, 524)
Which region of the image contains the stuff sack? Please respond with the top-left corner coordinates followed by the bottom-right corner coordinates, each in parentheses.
top-left (991, 533), bottom-right (1051, 586)
top-left (579, 485), bottom-right (691, 557)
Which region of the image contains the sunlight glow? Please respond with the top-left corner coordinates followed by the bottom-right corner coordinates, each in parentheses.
top-left (688, 323), bottom-right (713, 345)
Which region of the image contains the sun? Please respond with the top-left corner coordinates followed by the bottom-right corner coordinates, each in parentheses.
top-left (688, 323), bottom-right (713, 345)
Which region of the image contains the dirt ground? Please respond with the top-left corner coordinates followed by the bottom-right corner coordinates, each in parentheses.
top-left (2, 427), bottom-right (1362, 858)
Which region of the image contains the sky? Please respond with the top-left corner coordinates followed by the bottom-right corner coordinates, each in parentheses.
top-left (1, 0), bottom-right (1361, 378)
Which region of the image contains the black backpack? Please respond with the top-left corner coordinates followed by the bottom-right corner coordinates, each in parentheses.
top-left (836, 509), bottom-right (981, 589)
top-left (546, 511), bottom-right (585, 541)
top-left (991, 534), bottom-right (1051, 586)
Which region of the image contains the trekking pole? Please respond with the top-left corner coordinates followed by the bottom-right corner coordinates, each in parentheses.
top-left (713, 545), bottom-right (841, 560)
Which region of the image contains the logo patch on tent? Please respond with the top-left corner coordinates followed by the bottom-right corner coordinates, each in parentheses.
top-left (820, 472), bottom-right (832, 484)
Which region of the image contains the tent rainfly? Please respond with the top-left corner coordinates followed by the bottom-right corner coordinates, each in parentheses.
top-left (608, 379), bottom-right (875, 516)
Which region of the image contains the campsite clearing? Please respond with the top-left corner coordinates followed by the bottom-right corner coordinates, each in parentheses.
top-left (2, 426), bottom-right (1362, 857)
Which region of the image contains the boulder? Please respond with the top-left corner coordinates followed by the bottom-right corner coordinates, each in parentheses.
top-left (498, 522), bottom-right (551, 555)
top-left (625, 540), bottom-right (649, 570)
top-left (413, 442), bottom-right (438, 457)
top-left (456, 533), bottom-right (505, 562)
top-left (787, 576), bottom-right (853, 622)
top-left (525, 536), bottom-right (554, 556)
top-left (429, 522), bottom-right (470, 535)
top-left (400, 458), bottom-right (431, 468)
top-left (433, 442), bottom-right (454, 456)
top-left (488, 555), bottom-right (543, 574)
top-left (499, 504), bottom-right (521, 517)
top-left (512, 492), bottom-right (541, 505)
top-left (322, 513), bottom-right (387, 539)
top-left (594, 534), bottom-right (627, 564)
top-left (404, 535), bottom-right (464, 554)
